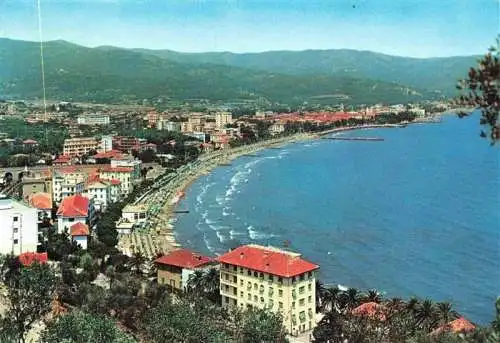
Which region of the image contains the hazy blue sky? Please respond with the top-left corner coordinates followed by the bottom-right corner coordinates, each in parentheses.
top-left (0, 0), bottom-right (498, 57)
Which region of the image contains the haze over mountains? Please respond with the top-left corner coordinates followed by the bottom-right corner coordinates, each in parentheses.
top-left (0, 38), bottom-right (477, 105)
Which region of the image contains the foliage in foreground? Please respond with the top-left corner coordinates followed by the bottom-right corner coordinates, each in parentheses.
top-left (457, 36), bottom-right (499, 143)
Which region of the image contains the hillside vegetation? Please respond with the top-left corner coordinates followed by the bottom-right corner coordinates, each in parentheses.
top-left (0, 38), bottom-right (466, 105)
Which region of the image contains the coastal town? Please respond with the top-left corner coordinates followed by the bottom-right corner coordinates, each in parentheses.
top-left (2, 96), bottom-right (492, 342)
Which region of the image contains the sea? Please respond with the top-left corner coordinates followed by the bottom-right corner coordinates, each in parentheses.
top-left (173, 114), bottom-right (499, 324)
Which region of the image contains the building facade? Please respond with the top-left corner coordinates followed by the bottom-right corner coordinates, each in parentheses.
top-left (155, 249), bottom-right (216, 290)
top-left (217, 244), bottom-right (319, 336)
top-left (63, 137), bottom-right (99, 157)
top-left (56, 194), bottom-right (96, 235)
top-left (77, 114), bottom-right (110, 125)
top-left (215, 112), bottom-right (233, 129)
top-left (0, 194), bottom-right (38, 255)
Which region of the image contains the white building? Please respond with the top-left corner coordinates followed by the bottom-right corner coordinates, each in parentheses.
top-left (77, 114), bottom-right (110, 125)
top-left (215, 112), bottom-right (233, 129)
top-left (99, 135), bottom-right (113, 153)
top-left (0, 194), bottom-right (38, 255)
top-left (85, 180), bottom-right (112, 212)
top-left (52, 171), bottom-right (86, 204)
top-left (158, 121), bottom-right (181, 132)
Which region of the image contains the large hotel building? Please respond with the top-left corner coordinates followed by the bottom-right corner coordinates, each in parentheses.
top-left (217, 244), bottom-right (319, 336)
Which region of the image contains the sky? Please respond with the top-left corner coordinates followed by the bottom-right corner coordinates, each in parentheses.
top-left (0, 0), bottom-right (498, 57)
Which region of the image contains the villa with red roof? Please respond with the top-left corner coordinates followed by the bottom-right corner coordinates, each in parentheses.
top-left (217, 244), bottom-right (319, 335)
top-left (155, 248), bottom-right (217, 290)
top-left (56, 194), bottom-right (96, 241)
top-left (69, 222), bottom-right (90, 249)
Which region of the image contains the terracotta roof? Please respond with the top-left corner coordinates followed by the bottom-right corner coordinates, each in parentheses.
top-left (29, 192), bottom-right (52, 210)
top-left (155, 249), bottom-right (213, 269)
top-left (70, 222), bottom-right (90, 236)
top-left (216, 245), bottom-right (319, 278)
top-left (352, 302), bottom-right (387, 321)
top-left (432, 317), bottom-right (475, 335)
top-left (18, 252), bottom-right (48, 266)
top-left (93, 150), bottom-right (124, 159)
top-left (101, 166), bottom-right (133, 173)
top-left (56, 194), bottom-right (89, 217)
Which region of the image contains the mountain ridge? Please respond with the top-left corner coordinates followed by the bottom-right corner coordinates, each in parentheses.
top-left (0, 38), bottom-right (470, 105)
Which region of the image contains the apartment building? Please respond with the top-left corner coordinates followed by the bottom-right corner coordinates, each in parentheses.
top-left (112, 136), bottom-right (148, 153)
top-left (0, 194), bottom-right (38, 255)
top-left (158, 121), bottom-right (181, 132)
top-left (99, 166), bottom-right (134, 196)
top-left (86, 180), bottom-right (113, 212)
top-left (52, 170), bottom-right (87, 204)
top-left (77, 114), bottom-right (110, 125)
top-left (215, 112), bottom-right (233, 129)
top-left (63, 137), bottom-right (99, 157)
top-left (217, 244), bottom-right (319, 336)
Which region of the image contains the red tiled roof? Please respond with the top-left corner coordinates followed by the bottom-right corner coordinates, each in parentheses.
top-left (29, 192), bottom-right (52, 210)
top-left (432, 317), bottom-right (475, 335)
top-left (352, 302), bottom-right (387, 321)
top-left (100, 166), bottom-right (133, 173)
top-left (155, 249), bottom-right (213, 269)
top-left (93, 150), bottom-right (124, 159)
top-left (70, 222), bottom-right (90, 236)
top-left (56, 194), bottom-right (89, 217)
top-left (217, 245), bottom-right (319, 278)
top-left (18, 252), bottom-right (48, 266)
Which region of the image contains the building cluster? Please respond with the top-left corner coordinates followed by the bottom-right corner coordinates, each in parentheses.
top-left (155, 244), bottom-right (319, 336)
top-left (0, 152), bottom-right (148, 256)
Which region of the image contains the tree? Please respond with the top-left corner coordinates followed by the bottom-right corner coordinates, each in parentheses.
top-left (415, 299), bottom-right (437, 331)
top-left (457, 36), bottom-right (500, 143)
top-left (364, 289), bottom-right (381, 303)
top-left (235, 307), bottom-right (289, 343)
top-left (435, 302), bottom-right (458, 325)
top-left (41, 311), bottom-right (137, 343)
top-left (0, 262), bottom-right (57, 343)
top-left (186, 267), bottom-right (220, 303)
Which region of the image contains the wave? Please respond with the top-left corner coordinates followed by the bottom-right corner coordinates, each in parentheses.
top-left (222, 207), bottom-right (231, 216)
top-left (247, 225), bottom-right (277, 240)
top-left (215, 230), bottom-right (226, 243)
top-left (202, 233), bottom-right (216, 253)
top-left (229, 229), bottom-right (245, 240)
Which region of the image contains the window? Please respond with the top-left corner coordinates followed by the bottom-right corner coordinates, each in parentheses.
top-left (299, 286), bottom-right (305, 294)
top-left (253, 271), bottom-right (258, 277)
top-left (278, 277), bottom-right (283, 284)
top-left (292, 301), bottom-right (295, 309)
top-left (269, 299), bottom-right (274, 307)
top-left (254, 283), bottom-right (258, 290)
top-left (299, 311), bottom-right (306, 323)
top-left (260, 297), bottom-right (264, 303)
top-left (225, 273), bottom-right (229, 280)
top-left (308, 296), bottom-right (312, 303)
top-left (13, 216), bottom-right (19, 222)
top-left (299, 298), bottom-right (305, 306)
top-left (240, 292), bottom-right (244, 297)
top-left (268, 287), bottom-right (274, 296)
top-left (300, 274), bottom-right (305, 281)
top-left (308, 283), bottom-right (312, 291)
top-left (308, 271), bottom-right (312, 278)
top-left (233, 265), bottom-right (237, 272)
top-left (247, 282), bottom-right (252, 290)
top-left (13, 239), bottom-right (18, 245)
top-left (279, 289), bottom-right (283, 297)
top-left (292, 276), bottom-right (296, 283)
top-left (248, 293), bottom-right (251, 300)
top-left (240, 279), bottom-right (244, 286)
top-left (247, 270), bottom-right (251, 276)
top-left (269, 275), bottom-right (274, 282)
top-left (254, 295), bottom-right (258, 302)
top-left (233, 276), bottom-right (237, 283)
top-left (259, 272), bottom-right (264, 279)
top-left (240, 267), bottom-right (244, 273)
top-left (279, 302), bottom-right (283, 309)
top-left (13, 228), bottom-right (18, 233)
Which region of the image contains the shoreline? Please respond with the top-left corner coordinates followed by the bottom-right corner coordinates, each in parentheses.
top-left (154, 123), bottom-right (410, 252)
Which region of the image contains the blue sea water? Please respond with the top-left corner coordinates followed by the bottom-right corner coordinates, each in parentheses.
top-left (174, 115), bottom-right (499, 324)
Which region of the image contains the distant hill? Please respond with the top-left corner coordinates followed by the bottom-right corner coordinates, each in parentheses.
top-left (131, 48), bottom-right (477, 96)
top-left (0, 38), bottom-right (452, 105)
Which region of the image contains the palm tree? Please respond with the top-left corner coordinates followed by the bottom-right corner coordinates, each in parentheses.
top-left (415, 299), bottom-right (437, 331)
top-left (315, 280), bottom-right (326, 312)
top-left (386, 297), bottom-right (405, 313)
top-left (187, 269), bottom-right (205, 293)
top-left (203, 267), bottom-right (220, 295)
top-left (323, 286), bottom-right (342, 313)
top-left (436, 302), bottom-right (458, 325)
top-left (364, 289), bottom-right (381, 303)
top-left (405, 296), bottom-right (420, 316)
top-left (341, 288), bottom-right (361, 312)
top-left (129, 252), bottom-right (145, 275)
